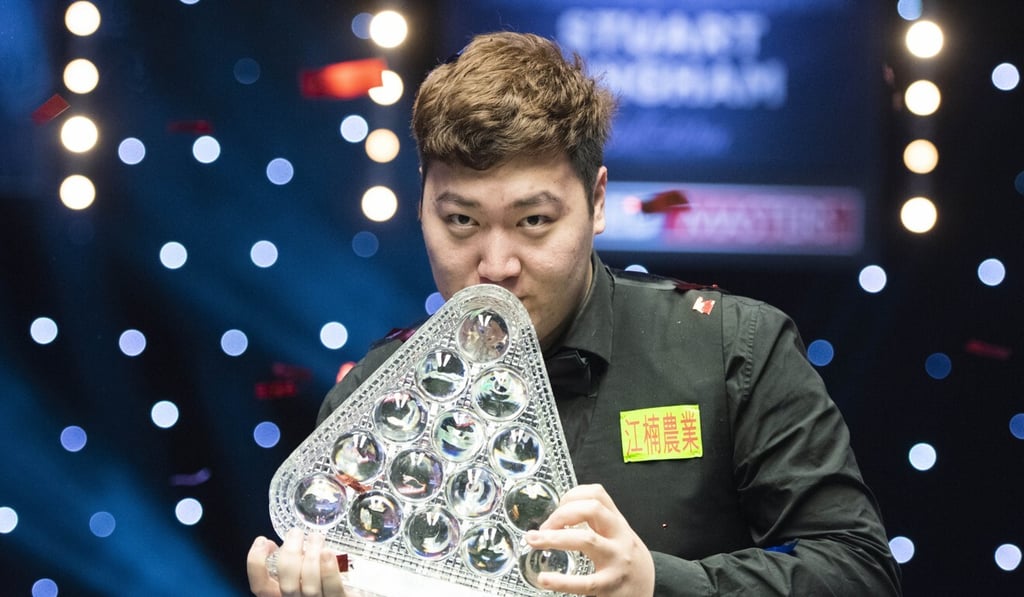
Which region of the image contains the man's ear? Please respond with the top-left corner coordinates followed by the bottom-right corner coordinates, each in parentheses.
top-left (592, 166), bottom-right (608, 235)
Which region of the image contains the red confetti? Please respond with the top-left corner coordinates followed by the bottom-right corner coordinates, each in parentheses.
top-left (336, 554), bottom-right (349, 572)
top-left (964, 339), bottom-right (1012, 360)
top-left (31, 94), bottom-right (70, 124)
top-left (273, 362), bottom-right (313, 382)
top-left (336, 361), bottom-right (356, 384)
top-left (299, 58), bottom-right (387, 99)
top-left (167, 120), bottom-right (214, 134)
top-left (641, 190), bottom-right (690, 214)
top-left (254, 379), bottom-right (299, 400)
top-left (335, 473), bottom-right (370, 494)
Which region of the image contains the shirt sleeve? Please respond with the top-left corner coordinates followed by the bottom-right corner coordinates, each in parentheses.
top-left (649, 297), bottom-right (901, 596)
top-left (315, 339), bottom-right (403, 425)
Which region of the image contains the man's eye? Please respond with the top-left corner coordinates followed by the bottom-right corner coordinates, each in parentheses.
top-left (446, 214), bottom-right (474, 226)
top-left (521, 215), bottom-right (550, 227)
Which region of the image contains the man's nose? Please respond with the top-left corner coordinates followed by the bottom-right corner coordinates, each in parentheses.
top-left (477, 233), bottom-right (522, 283)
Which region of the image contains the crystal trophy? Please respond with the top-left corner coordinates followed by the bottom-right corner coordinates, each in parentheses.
top-left (266, 284), bottom-right (592, 596)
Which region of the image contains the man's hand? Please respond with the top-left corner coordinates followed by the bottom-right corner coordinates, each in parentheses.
top-left (525, 484), bottom-right (655, 597)
top-left (246, 528), bottom-right (347, 597)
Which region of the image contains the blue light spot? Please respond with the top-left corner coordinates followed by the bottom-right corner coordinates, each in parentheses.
top-left (351, 13), bottom-right (372, 39)
top-left (340, 115), bottom-right (369, 143)
top-left (908, 442), bottom-right (937, 471)
top-left (320, 322), bottom-right (349, 349)
top-left (192, 135), bottom-right (221, 164)
top-left (151, 400), bottom-right (180, 429)
top-left (118, 137), bottom-right (146, 165)
top-left (992, 63), bottom-right (1020, 92)
top-left (251, 240), bottom-right (278, 268)
top-left (159, 241), bottom-right (188, 269)
top-left (624, 264), bottom-right (648, 273)
top-left (896, 0), bottom-right (922, 21)
top-left (266, 158), bottom-right (294, 185)
top-left (175, 498), bottom-right (203, 525)
top-left (89, 511), bottom-right (116, 538)
top-left (233, 57), bottom-right (261, 84)
top-left (60, 425), bottom-right (88, 452)
top-left (925, 352), bottom-right (951, 379)
top-left (1015, 171), bottom-right (1024, 196)
top-left (858, 265), bottom-right (887, 293)
top-left (31, 579), bottom-right (59, 597)
top-left (1010, 413), bottom-right (1024, 440)
top-left (352, 231), bottom-right (379, 258)
top-left (996, 544), bottom-right (1022, 571)
top-left (30, 317), bottom-right (59, 344)
top-left (807, 339), bottom-right (834, 367)
top-left (254, 421), bottom-right (281, 448)
top-left (425, 292), bottom-right (445, 315)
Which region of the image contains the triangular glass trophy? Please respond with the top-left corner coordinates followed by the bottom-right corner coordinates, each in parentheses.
top-left (267, 283), bottom-right (592, 596)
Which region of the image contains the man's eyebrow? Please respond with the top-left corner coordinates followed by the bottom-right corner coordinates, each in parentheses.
top-left (432, 191), bottom-right (562, 209)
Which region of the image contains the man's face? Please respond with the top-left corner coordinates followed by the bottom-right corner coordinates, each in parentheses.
top-left (420, 154), bottom-right (606, 350)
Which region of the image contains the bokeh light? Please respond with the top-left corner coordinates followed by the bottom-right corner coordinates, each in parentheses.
top-left (978, 258), bottom-right (1006, 286)
top-left (995, 544), bottom-right (1022, 572)
top-left (340, 114), bottom-right (369, 143)
top-left (31, 579), bottom-right (59, 597)
top-left (89, 511), bottom-right (116, 538)
top-left (903, 139), bottom-right (939, 174)
top-left (425, 292), bottom-right (445, 315)
top-left (64, 58), bottom-right (99, 94)
top-left (365, 128), bottom-right (400, 163)
top-left (925, 353), bottom-right (952, 380)
top-left (807, 340), bottom-right (835, 367)
top-left (351, 12), bottom-right (373, 39)
top-left (233, 57), bottom-right (261, 84)
top-left (320, 322), bottom-right (349, 350)
top-left (900, 197), bottom-right (937, 233)
top-left (118, 329), bottom-right (147, 357)
top-left (858, 265), bottom-right (887, 293)
top-left (908, 442), bottom-right (937, 471)
top-left (118, 137), bottom-right (146, 165)
top-left (253, 422), bottom-right (281, 448)
top-left (220, 329), bottom-right (248, 357)
top-left (61, 115), bottom-right (99, 153)
top-left (266, 158), bottom-right (294, 185)
top-left (175, 498), bottom-right (203, 526)
top-left (992, 63), bottom-right (1020, 91)
top-left (60, 426), bottom-right (88, 452)
top-left (0, 506), bottom-right (18, 533)
top-left (352, 230), bottom-right (379, 258)
top-left (896, 0), bottom-right (922, 21)
top-left (369, 10), bottom-right (408, 48)
top-left (361, 186), bottom-right (398, 222)
top-left (368, 70), bottom-right (404, 106)
top-left (890, 536), bottom-right (916, 564)
top-left (905, 20), bottom-right (943, 58)
top-left (159, 241), bottom-right (188, 270)
top-left (905, 80), bottom-right (941, 116)
top-left (1010, 414), bottom-right (1024, 440)
top-left (60, 174), bottom-right (96, 210)
top-left (250, 240), bottom-right (278, 268)
top-left (151, 400), bottom-right (180, 429)
top-left (65, 1), bottom-right (101, 36)
top-left (1015, 171), bottom-right (1024, 196)
top-left (30, 317), bottom-right (59, 345)
top-left (625, 264), bottom-right (649, 273)
top-left (192, 135), bottom-right (221, 163)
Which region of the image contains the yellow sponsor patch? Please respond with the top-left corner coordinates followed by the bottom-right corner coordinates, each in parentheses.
top-left (620, 404), bottom-right (703, 462)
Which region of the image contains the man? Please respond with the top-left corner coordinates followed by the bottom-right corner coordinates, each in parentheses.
top-left (248, 32), bottom-right (901, 596)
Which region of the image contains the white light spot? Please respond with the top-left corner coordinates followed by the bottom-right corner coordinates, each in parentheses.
top-left (159, 241), bottom-right (188, 269)
top-left (361, 186), bottom-right (398, 222)
top-left (995, 544), bottom-right (1022, 571)
top-left (220, 329), bottom-right (248, 357)
top-left (175, 498), bottom-right (203, 526)
top-left (250, 240), bottom-right (278, 268)
top-left (64, 58), bottom-right (99, 94)
top-left (908, 442), bottom-right (937, 471)
top-left (903, 139), bottom-right (938, 174)
top-left (65, 1), bottom-right (101, 36)
top-left (30, 317), bottom-right (59, 344)
top-left (266, 158), bottom-right (294, 185)
top-left (151, 400), bottom-right (180, 429)
top-left (905, 80), bottom-right (941, 116)
top-left (858, 265), bottom-right (887, 293)
top-left (368, 70), bottom-right (404, 106)
top-left (320, 322), bottom-right (349, 350)
top-left (365, 128), bottom-right (400, 163)
top-left (340, 114), bottom-right (369, 143)
top-left (978, 258), bottom-right (1006, 287)
top-left (119, 329), bottom-right (147, 357)
top-left (118, 137), bottom-right (146, 165)
top-left (192, 135), bottom-right (221, 163)
top-left (60, 174), bottom-right (96, 210)
top-left (369, 10), bottom-right (407, 48)
top-left (0, 507), bottom-right (18, 533)
top-left (905, 20), bottom-right (943, 59)
top-left (992, 63), bottom-right (1020, 91)
top-left (889, 536), bottom-right (915, 564)
top-left (61, 115), bottom-right (99, 153)
top-left (900, 197), bottom-right (937, 233)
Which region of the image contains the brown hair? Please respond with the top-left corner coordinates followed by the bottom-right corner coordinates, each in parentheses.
top-left (412, 32), bottom-right (616, 209)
